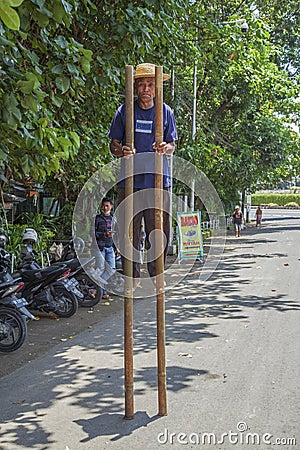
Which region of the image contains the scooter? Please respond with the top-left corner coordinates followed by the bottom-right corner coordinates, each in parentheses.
top-left (0, 277), bottom-right (35, 352)
top-left (19, 241), bottom-right (85, 308)
top-left (53, 237), bottom-right (103, 308)
top-left (0, 247), bottom-right (78, 318)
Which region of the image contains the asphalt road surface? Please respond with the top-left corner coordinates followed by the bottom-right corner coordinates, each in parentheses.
top-left (0, 209), bottom-right (299, 450)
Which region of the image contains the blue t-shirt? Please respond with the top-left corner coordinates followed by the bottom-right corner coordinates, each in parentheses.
top-left (109, 100), bottom-right (177, 188)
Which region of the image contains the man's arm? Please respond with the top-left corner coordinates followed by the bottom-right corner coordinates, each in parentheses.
top-left (110, 138), bottom-right (123, 157)
top-left (110, 138), bottom-right (135, 158)
top-left (154, 141), bottom-right (175, 155)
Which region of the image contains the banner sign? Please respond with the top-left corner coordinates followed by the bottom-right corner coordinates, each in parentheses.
top-left (177, 211), bottom-right (203, 260)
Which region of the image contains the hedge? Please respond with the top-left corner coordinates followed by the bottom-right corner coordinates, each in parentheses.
top-left (252, 193), bottom-right (300, 206)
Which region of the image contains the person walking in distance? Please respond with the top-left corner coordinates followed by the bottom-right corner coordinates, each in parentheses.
top-left (232, 205), bottom-right (244, 238)
top-left (109, 63), bottom-right (177, 289)
top-left (255, 206), bottom-right (263, 227)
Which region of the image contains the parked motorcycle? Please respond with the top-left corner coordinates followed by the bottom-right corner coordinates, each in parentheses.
top-left (18, 230), bottom-right (84, 308)
top-left (54, 256), bottom-right (102, 308)
top-left (17, 264), bottom-right (78, 317)
top-left (69, 237), bottom-right (125, 301)
top-left (52, 237), bottom-right (103, 308)
top-left (0, 245), bottom-right (78, 318)
top-left (0, 277), bottom-right (35, 352)
top-left (20, 231), bottom-right (101, 308)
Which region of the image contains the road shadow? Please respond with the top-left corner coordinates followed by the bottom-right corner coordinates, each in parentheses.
top-left (254, 224), bottom-right (300, 233)
top-left (75, 411), bottom-right (159, 443)
top-left (0, 212), bottom-right (299, 448)
top-left (0, 356), bottom-right (209, 448)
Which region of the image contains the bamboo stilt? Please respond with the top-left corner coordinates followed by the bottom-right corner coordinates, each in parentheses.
top-left (155, 66), bottom-right (167, 416)
top-left (124, 65), bottom-right (134, 420)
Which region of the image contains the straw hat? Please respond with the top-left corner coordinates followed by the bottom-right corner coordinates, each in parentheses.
top-left (134, 63), bottom-right (171, 81)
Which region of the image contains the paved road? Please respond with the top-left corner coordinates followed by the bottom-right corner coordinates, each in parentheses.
top-left (0, 209), bottom-right (299, 450)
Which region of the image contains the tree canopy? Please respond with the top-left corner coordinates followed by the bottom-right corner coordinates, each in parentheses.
top-left (0, 0), bottom-right (299, 207)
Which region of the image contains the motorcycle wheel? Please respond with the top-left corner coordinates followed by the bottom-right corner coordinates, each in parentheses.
top-left (51, 286), bottom-right (78, 317)
top-left (0, 306), bottom-right (27, 352)
top-left (75, 273), bottom-right (102, 307)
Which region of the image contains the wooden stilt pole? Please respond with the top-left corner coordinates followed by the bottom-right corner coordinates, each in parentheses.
top-left (155, 65), bottom-right (167, 416)
top-left (124, 65), bottom-right (134, 420)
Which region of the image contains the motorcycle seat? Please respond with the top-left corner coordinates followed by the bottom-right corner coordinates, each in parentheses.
top-left (53, 258), bottom-right (79, 271)
top-left (21, 264), bottom-right (68, 281)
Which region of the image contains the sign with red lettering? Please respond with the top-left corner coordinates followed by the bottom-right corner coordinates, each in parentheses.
top-left (177, 212), bottom-right (203, 260)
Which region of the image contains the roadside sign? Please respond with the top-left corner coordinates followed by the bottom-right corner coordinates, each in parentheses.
top-left (177, 211), bottom-right (203, 260)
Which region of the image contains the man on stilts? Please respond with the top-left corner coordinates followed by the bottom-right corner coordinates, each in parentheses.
top-left (109, 63), bottom-right (177, 290)
top-left (109, 63), bottom-right (177, 418)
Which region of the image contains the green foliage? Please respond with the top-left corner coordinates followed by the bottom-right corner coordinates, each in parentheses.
top-left (202, 229), bottom-right (212, 240)
top-left (4, 212), bottom-right (57, 266)
top-left (0, 0), bottom-right (299, 211)
top-left (252, 193), bottom-right (300, 206)
top-left (0, 0), bottom-right (23, 30)
top-left (53, 201), bottom-right (74, 239)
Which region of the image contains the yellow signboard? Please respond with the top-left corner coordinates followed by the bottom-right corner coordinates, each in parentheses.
top-left (177, 211), bottom-right (203, 259)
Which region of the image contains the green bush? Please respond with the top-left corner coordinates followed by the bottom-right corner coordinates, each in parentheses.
top-left (53, 202), bottom-right (75, 240)
top-left (252, 193), bottom-right (300, 206)
top-left (1, 213), bottom-right (57, 268)
top-left (0, 203), bottom-right (78, 269)
top-left (202, 229), bottom-right (212, 240)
